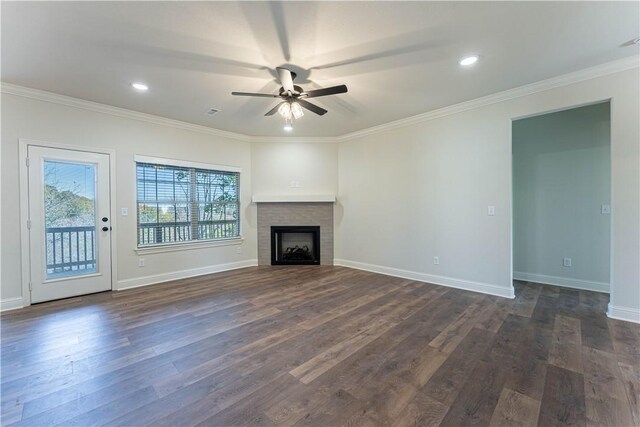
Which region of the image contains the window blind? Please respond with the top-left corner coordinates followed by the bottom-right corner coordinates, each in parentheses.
top-left (136, 162), bottom-right (240, 246)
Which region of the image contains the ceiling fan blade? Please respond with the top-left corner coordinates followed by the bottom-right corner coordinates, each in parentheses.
top-left (296, 99), bottom-right (328, 116)
top-left (276, 67), bottom-right (295, 93)
top-left (302, 85), bottom-right (348, 98)
top-left (231, 91), bottom-right (280, 98)
top-left (265, 102), bottom-right (286, 116)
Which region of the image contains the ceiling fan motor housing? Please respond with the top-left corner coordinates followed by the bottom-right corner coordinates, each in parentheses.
top-left (279, 85), bottom-right (304, 97)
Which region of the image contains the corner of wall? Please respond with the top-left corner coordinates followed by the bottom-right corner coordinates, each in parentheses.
top-left (607, 302), bottom-right (640, 324)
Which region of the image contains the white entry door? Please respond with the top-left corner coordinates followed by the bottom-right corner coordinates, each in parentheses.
top-left (27, 146), bottom-right (112, 303)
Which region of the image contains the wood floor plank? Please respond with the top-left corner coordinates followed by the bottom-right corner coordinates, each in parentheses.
top-left (1, 266), bottom-right (637, 427)
top-left (548, 314), bottom-right (583, 373)
top-left (52, 385), bottom-right (159, 427)
top-left (582, 346), bottom-right (635, 427)
top-left (19, 362), bottom-right (178, 423)
top-left (189, 373), bottom-right (301, 427)
top-left (290, 388), bottom-right (363, 427)
top-left (498, 320), bottom-right (551, 401)
top-left (488, 387), bottom-right (541, 427)
top-left (290, 320), bottom-right (395, 384)
top-left (289, 289), bottom-right (432, 385)
top-left (608, 318), bottom-right (640, 357)
top-left (104, 367), bottom-right (241, 426)
top-left (617, 361), bottom-right (640, 426)
top-left (391, 391), bottom-right (449, 427)
top-left (429, 298), bottom-right (491, 354)
top-left (439, 359), bottom-right (507, 426)
top-left (422, 327), bottom-right (496, 406)
top-left (580, 315), bottom-right (615, 353)
top-left (538, 365), bottom-right (586, 427)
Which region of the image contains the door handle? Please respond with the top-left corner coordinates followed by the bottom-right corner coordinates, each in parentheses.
top-left (102, 226), bottom-right (109, 232)
top-left (102, 217), bottom-right (109, 222)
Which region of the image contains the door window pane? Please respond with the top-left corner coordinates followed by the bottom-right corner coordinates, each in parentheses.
top-left (44, 161), bottom-right (97, 279)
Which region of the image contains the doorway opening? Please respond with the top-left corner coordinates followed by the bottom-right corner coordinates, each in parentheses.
top-left (511, 102), bottom-right (611, 302)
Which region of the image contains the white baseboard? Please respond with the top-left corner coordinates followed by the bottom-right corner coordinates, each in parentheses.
top-left (514, 272), bottom-right (609, 293)
top-left (1, 297), bottom-right (24, 312)
top-left (607, 303), bottom-right (640, 324)
top-left (335, 259), bottom-right (515, 299)
top-left (116, 259), bottom-right (258, 291)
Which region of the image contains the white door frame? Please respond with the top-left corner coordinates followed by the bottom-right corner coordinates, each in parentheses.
top-left (19, 138), bottom-right (118, 306)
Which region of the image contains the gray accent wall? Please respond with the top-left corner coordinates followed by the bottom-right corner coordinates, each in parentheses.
top-left (513, 102), bottom-right (611, 289)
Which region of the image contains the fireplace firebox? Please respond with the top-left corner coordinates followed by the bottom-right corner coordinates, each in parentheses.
top-left (271, 226), bottom-right (320, 265)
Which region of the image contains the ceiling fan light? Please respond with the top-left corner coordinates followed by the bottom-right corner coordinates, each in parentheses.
top-left (278, 102), bottom-right (292, 119)
top-left (131, 82), bottom-right (149, 91)
top-left (284, 121), bottom-right (293, 132)
top-left (291, 102), bottom-right (304, 119)
top-left (459, 55), bottom-right (479, 66)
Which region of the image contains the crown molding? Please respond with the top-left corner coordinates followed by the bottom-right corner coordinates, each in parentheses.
top-left (2, 55), bottom-right (637, 144)
top-left (0, 83), bottom-right (251, 142)
top-left (335, 55), bottom-right (640, 142)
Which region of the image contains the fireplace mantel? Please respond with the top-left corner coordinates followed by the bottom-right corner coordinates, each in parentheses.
top-left (252, 194), bottom-right (336, 203)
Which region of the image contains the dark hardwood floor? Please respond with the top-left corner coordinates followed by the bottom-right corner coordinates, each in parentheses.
top-left (1, 266), bottom-right (638, 426)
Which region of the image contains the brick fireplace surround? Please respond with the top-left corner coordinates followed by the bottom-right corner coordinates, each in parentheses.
top-left (256, 202), bottom-right (334, 266)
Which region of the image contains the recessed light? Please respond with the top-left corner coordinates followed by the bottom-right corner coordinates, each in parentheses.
top-left (131, 82), bottom-right (149, 91)
top-left (459, 55), bottom-right (479, 66)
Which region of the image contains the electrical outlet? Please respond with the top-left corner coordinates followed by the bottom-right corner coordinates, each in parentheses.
top-left (487, 206), bottom-right (495, 216)
top-left (563, 257), bottom-right (572, 267)
top-left (601, 204), bottom-right (611, 214)
top-left (138, 258), bottom-right (145, 267)
top-left (433, 256), bottom-right (440, 265)
top-left (235, 246), bottom-right (242, 254)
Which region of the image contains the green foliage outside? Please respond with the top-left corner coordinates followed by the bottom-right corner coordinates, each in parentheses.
top-left (44, 184), bottom-right (95, 228)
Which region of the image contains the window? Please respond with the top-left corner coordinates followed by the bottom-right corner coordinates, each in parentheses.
top-left (136, 157), bottom-right (240, 247)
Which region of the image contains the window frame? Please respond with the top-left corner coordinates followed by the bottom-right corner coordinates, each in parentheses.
top-left (134, 155), bottom-right (242, 251)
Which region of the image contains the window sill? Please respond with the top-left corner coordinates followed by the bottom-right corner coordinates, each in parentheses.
top-left (135, 237), bottom-right (244, 255)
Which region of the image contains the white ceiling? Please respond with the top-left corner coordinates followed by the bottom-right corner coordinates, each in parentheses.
top-left (2, 1), bottom-right (638, 137)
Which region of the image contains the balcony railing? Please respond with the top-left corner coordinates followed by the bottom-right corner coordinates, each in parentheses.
top-left (44, 221), bottom-right (240, 276)
top-left (46, 226), bottom-right (96, 276)
top-left (138, 220), bottom-right (239, 246)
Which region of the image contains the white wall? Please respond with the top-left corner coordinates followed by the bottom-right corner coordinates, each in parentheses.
top-left (1, 93), bottom-right (257, 306)
top-left (251, 141), bottom-right (338, 197)
top-left (513, 102), bottom-right (611, 292)
top-left (336, 68), bottom-right (639, 319)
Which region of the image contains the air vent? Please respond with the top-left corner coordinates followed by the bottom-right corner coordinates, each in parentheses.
top-left (207, 108), bottom-right (220, 116)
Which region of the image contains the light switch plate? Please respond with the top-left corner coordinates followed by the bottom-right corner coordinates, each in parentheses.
top-left (121, 208), bottom-right (128, 216)
top-left (601, 204), bottom-right (611, 214)
top-left (487, 206), bottom-right (495, 216)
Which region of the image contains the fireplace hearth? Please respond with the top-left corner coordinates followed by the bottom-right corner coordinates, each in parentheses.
top-left (271, 226), bottom-right (320, 265)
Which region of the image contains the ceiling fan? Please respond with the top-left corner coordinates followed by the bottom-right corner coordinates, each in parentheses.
top-left (232, 67), bottom-right (348, 131)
